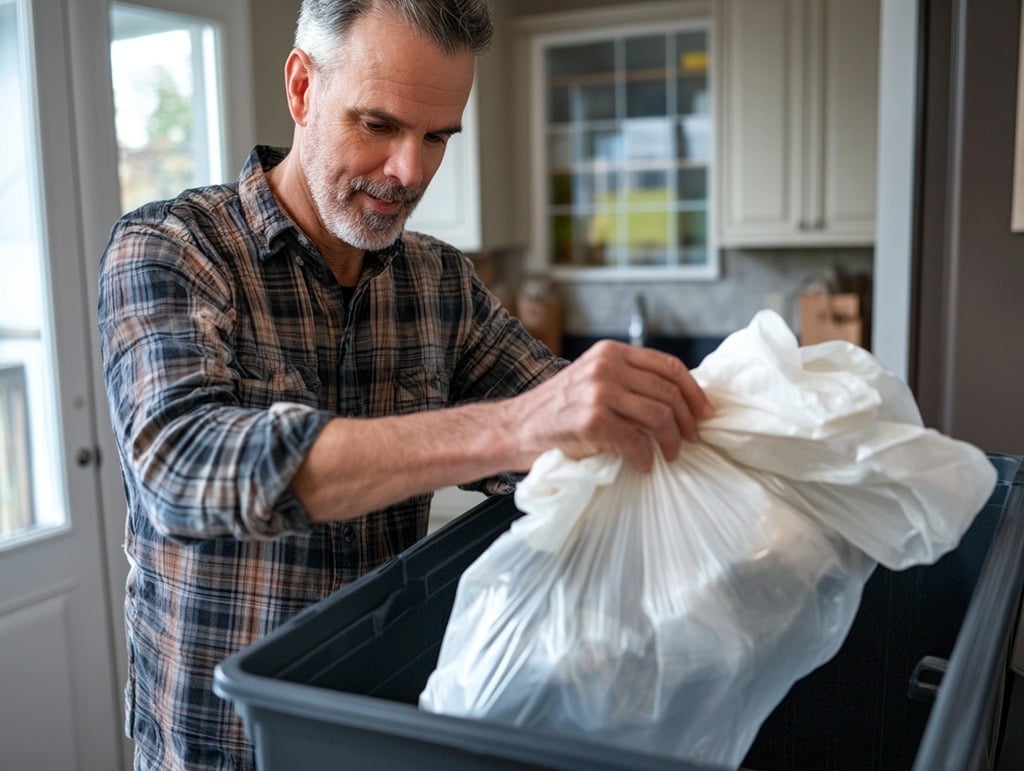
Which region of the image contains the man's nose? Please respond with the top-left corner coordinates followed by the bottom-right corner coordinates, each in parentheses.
top-left (383, 137), bottom-right (426, 190)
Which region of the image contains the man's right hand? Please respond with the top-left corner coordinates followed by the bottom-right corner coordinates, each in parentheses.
top-left (504, 340), bottom-right (715, 472)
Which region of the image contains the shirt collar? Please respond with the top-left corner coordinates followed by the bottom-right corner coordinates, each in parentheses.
top-left (237, 145), bottom-right (296, 260)
top-left (237, 144), bottom-right (403, 276)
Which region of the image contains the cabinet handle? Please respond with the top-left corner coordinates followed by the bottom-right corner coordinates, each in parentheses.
top-left (797, 219), bottom-right (825, 232)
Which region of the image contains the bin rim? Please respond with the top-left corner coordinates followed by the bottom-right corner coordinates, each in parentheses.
top-left (213, 654), bottom-right (726, 771)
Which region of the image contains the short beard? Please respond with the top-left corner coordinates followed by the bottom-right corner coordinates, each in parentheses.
top-left (350, 176), bottom-right (423, 246)
top-left (304, 133), bottom-right (424, 251)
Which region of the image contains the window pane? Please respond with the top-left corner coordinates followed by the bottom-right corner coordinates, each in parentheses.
top-left (547, 40), bottom-right (616, 79)
top-left (0, 0), bottom-right (68, 541)
top-left (624, 117), bottom-right (672, 162)
top-left (626, 207), bottom-right (670, 266)
top-left (678, 166), bottom-right (707, 202)
top-left (677, 30), bottom-right (709, 115)
top-left (110, 4), bottom-right (225, 212)
top-left (550, 211), bottom-right (616, 267)
top-left (625, 35), bottom-right (666, 118)
top-left (547, 41), bottom-right (616, 123)
top-left (678, 114), bottom-right (711, 163)
top-left (582, 128), bottom-right (622, 165)
top-left (678, 210), bottom-right (708, 264)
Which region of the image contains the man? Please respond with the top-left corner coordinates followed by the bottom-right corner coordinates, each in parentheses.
top-left (98, 0), bottom-right (713, 768)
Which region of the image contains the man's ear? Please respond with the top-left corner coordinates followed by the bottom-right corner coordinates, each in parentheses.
top-left (284, 48), bottom-right (315, 127)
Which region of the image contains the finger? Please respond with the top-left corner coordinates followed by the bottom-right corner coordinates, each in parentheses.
top-left (606, 387), bottom-right (687, 461)
top-left (622, 345), bottom-right (715, 420)
top-left (611, 348), bottom-right (711, 447)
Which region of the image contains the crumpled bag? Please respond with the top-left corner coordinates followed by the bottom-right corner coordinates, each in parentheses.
top-left (418, 310), bottom-right (996, 768)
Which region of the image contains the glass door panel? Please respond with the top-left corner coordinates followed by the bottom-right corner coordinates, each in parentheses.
top-left (678, 210), bottom-right (709, 265)
top-left (110, 3), bottom-right (227, 213)
top-left (540, 22), bottom-right (713, 276)
top-left (0, 0), bottom-right (67, 542)
top-left (582, 127), bottom-right (622, 165)
top-left (625, 35), bottom-right (667, 118)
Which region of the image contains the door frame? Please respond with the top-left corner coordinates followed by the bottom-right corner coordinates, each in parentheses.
top-left (67, 0), bottom-right (255, 767)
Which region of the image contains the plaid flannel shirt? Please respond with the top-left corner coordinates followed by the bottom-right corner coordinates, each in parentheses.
top-left (98, 145), bottom-right (564, 770)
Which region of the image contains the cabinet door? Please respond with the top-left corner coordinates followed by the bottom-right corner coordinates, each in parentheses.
top-left (816, 0), bottom-right (879, 240)
top-left (717, 0), bottom-right (805, 243)
top-left (717, 0), bottom-right (878, 247)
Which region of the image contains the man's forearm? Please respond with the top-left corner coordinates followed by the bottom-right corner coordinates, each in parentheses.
top-left (291, 400), bottom-right (529, 522)
top-left (291, 339), bottom-right (714, 523)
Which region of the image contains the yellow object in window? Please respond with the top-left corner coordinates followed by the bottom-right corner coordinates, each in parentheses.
top-left (680, 51), bottom-right (708, 73)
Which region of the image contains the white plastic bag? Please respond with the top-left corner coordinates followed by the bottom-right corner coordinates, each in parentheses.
top-left (419, 310), bottom-right (996, 768)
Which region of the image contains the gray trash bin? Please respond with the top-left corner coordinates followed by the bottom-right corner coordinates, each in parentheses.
top-left (214, 454), bottom-right (1024, 771)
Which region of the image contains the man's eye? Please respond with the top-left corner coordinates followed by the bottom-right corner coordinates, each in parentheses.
top-left (426, 133), bottom-right (450, 146)
top-left (365, 122), bottom-right (390, 134)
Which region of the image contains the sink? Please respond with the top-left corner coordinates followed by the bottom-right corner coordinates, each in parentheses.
top-left (561, 334), bottom-right (723, 368)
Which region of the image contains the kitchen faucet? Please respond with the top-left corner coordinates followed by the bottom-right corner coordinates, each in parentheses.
top-left (628, 294), bottom-right (647, 347)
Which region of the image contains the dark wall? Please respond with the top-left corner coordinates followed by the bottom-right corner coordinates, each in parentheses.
top-left (913, 0), bottom-right (1024, 454)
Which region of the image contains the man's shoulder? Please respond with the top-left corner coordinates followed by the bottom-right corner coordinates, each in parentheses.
top-left (108, 182), bottom-right (254, 263)
top-left (118, 182), bottom-right (241, 232)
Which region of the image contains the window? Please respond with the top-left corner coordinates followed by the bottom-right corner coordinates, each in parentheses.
top-left (110, 3), bottom-right (226, 213)
top-left (533, 16), bottom-right (716, 279)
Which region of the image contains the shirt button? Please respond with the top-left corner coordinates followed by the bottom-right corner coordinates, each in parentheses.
top-left (342, 524), bottom-right (356, 544)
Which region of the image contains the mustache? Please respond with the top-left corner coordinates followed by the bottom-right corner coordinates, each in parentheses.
top-left (350, 177), bottom-right (423, 205)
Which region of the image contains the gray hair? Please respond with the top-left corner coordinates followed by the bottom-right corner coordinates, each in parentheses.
top-left (295, 0), bottom-right (493, 72)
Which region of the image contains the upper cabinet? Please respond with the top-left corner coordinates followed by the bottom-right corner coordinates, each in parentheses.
top-left (516, 2), bottom-right (717, 280)
top-left (716, 0), bottom-right (880, 248)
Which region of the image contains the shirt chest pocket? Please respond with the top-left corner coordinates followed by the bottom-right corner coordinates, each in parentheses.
top-left (235, 354), bottom-right (322, 409)
top-left (392, 365), bottom-right (449, 415)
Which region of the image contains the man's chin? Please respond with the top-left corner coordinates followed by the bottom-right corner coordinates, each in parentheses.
top-left (322, 210), bottom-right (405, 251)
top-left (334, 228), bottom-right (404, 252)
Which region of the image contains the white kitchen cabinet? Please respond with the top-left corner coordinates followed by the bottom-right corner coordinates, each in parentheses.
top-left (716, 0), bottom-right (879, 247)
top-left (405, 84), bottom-right (483, 252)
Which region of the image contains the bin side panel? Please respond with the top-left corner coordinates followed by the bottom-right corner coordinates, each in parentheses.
top-left (742, 498), bottom-right (1004, 771)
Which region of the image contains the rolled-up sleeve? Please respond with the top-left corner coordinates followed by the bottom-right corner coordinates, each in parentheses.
top-left (98, 215), bottom-right (333, 540)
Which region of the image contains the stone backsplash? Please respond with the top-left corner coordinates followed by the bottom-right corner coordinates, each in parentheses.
top-left (555, 247), bottom-right (874, 340)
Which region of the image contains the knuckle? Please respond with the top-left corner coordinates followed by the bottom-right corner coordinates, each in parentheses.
top-left (652, 401), bottom-right (677, 427)
top-left (578, 377), bottom-right (611, 408)
top-left (590, 338), bottom-right (619, 356)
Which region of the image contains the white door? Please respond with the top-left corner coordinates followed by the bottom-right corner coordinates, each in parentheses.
top-left (0, 0), bottom-right (123, 769)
